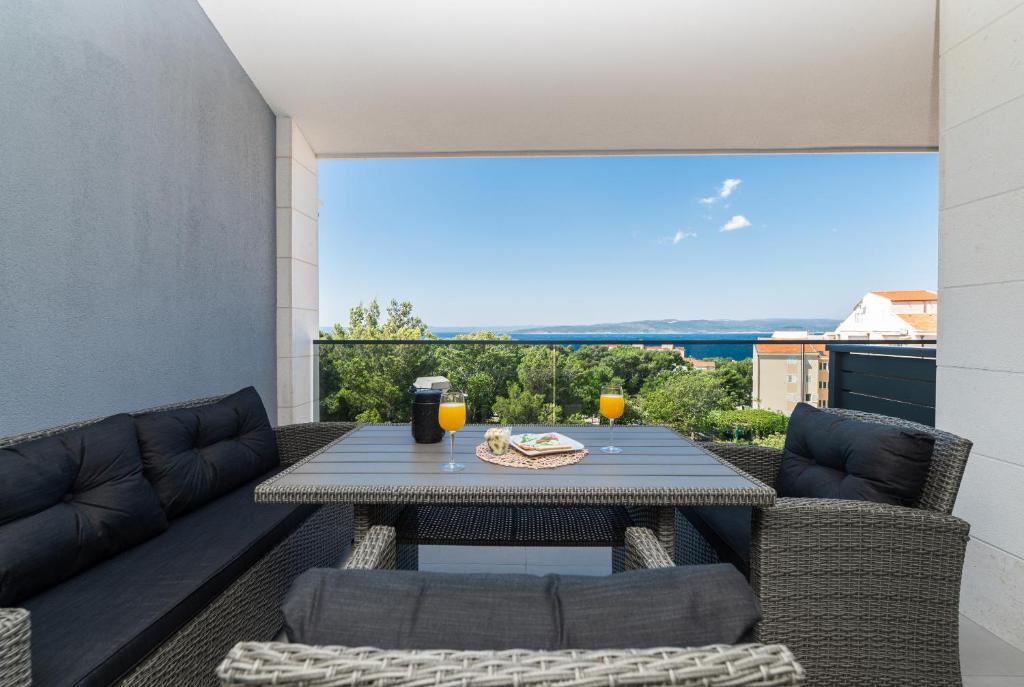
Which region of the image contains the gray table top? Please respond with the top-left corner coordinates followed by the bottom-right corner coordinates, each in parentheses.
top-left (255, 424), bottom-right (775, 507)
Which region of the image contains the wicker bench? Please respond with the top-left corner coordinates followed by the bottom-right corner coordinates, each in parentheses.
top-left (0, 399), bottom-right (357, 687)
top-left (216, 525), bottom-right (804, 687)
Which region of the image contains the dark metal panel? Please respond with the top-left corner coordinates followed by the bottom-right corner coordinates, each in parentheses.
top-left (838, 352), bottom-right (937, 382)
top-left (834, 391), bottom-right (935, 426)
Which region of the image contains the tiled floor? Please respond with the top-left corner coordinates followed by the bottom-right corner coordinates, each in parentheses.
top-left (417, 545), bottom-right (1024, 685)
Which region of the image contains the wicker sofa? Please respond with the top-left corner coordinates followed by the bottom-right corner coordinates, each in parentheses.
top-left (216, 525), bottom-right (805, 687)
top-left (0, 396), bottom-right (357, 687)
top-left (659, 408), bottom-right (973, 687)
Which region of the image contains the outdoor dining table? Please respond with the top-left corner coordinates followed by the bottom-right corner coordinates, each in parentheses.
top-left (255, 424), bottom-right (776, 561)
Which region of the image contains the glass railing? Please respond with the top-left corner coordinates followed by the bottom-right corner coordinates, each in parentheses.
top-left (314, 337), bottom-right (937, 443)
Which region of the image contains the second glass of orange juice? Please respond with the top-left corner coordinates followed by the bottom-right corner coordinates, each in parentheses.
top-left (438, 391), bottom-right (467, 472)
top-left (599, 385), bottom-right (624, 454)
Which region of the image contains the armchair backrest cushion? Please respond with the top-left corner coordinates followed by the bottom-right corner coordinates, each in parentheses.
top-left (283, 565), bottom-right (760, 650)
top-left (134, 387), bottom-right (278, 518)
top-left (0, 414), bottom-right (168, 605)
top-left (779, 403), bottom-right (934, 506)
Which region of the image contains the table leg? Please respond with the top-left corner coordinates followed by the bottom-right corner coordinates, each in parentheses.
top-left (655, 506), bottom-right (676, 563)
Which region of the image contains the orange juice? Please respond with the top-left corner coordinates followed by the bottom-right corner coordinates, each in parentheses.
top-left (599, 394), bottom-right (624, 420)
top-left (438, 402), bottom-right (467, 432)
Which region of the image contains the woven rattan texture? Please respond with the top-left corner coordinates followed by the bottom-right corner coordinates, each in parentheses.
top-left (0, 400), bottom-right (357, 687)
top-left (344, 525), bottom-right (397, 571)
top-left (624, 527), bottom-right (674, 571)
top-left (115, 504), bottom-right (351, 687)
top-left (687, 407), bottom-right (974, 687)
top-left (475, 443), bottom-right (588, 469)
top-left (216, 642), bottom-right (805, 687)
top-left (0, 608), bottom-right (30, 687)
top-left (396, 504), bottom-right (633, 547)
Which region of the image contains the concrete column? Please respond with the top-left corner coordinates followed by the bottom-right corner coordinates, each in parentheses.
top-left (938, 0), bottom-right (1024, 650)
top-left (275, 117), bottom-right (319, 425)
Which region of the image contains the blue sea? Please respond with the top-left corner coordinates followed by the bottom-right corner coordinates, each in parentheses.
top-left (430, 331), bottom-right (773, 361)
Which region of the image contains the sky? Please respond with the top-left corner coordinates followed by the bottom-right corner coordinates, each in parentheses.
top-left (318, 154), bottom-right (938, 329)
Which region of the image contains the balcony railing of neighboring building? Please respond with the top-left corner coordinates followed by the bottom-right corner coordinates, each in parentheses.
top-left (313, 337), bottom-right (938, 443)
top-left (825, 343), bottom-right (938, 426)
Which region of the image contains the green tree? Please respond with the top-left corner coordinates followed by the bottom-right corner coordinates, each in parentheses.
top-left (709, 358), bottom-right (753, 408)
top-left (637, 369), bottom-right (730, 436)
top-left (434, 332), bottom-right (523, 422)
top-left (319, 299), bottom-right (435, 422)
top-left (492, 382), bottom-right (561, 424)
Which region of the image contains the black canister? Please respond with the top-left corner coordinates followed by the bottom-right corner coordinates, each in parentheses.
top-left (411, 388), bottom-right (445, 443)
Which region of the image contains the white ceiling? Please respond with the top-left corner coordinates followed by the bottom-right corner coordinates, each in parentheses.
top-left (198, 0), bottom-right (939, 157)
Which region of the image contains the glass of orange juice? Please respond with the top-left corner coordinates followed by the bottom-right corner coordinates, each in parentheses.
top-left (438, 391), bottom-right (467, 472)
top-left (599, 385), bottom-right (625, 454)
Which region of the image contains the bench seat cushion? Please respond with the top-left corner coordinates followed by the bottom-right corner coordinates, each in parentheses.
top-left (283, 564), bottom-right (760, 650)
top-left (21, 470), bottom-right (315, 687)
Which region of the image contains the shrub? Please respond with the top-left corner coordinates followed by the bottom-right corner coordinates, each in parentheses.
top-left (707, 408), bottom-right (787, 441)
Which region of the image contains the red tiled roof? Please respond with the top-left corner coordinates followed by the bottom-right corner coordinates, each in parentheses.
top-left (897, 313), bottom-right (937, 332)
top-left (754, 343), bottom-right (828, 355)
top-left (872, 290), bottom-right (937, 302)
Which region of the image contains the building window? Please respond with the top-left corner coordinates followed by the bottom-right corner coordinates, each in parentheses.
top-left (787, 358), bottom-right (798, 366)
top-left (785, 392), bottom-right (797, 402)
top-left (805, 393), bottom-right (813, 402)
top-left (785, 374), bottom-right (796, 383)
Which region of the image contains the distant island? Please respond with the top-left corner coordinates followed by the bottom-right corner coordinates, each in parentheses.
top-left (513, 318), bottom-right (841, 335)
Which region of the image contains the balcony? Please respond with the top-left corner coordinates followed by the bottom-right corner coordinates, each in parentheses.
top-left (3, 1), bottom-right (1024, 686)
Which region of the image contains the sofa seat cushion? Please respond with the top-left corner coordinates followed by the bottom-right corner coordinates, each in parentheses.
top-left (21, 470), bottom-right (315, 687)
top-left (134, 387), bottom-right (278, 518)
top-left (677, 506), bottom-right (752, 576)
top-left (0, 414), bottom-right (167, 606)
top-left (284, 565), bottom-right (759, 650)
top-left (778, 403), bottom-right (935, 506)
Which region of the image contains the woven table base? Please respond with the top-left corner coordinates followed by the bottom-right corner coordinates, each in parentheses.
top-left (476, 443), bottom-right (588, 469)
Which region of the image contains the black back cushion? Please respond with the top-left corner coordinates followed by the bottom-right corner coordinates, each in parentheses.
top-left (778, 403), bottom-right (934, 506)
top-left (0, 414), bottom-right (168, 605)
top-left (134, 387), bottom-right (278, 518)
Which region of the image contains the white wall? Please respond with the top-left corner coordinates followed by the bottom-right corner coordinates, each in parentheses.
top-left (275, 118), bottom-right (319, 425)
top-left (938, 0), bottom-right (1024, 650)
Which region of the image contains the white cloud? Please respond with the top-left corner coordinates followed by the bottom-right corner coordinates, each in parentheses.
top-left (698, 178), bottom-right (742, 205)
top-left (721, 215), bottom-right (752, 232)
top-left (672, 230), bottom-right (697, 244)
top-left (719, 178), bottom-right (741, 198)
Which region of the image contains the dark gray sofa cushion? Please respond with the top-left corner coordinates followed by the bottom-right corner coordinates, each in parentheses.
top-left (134, 387), bottom-right (278, 518)
top-left (283, 565), bottom-right (759, 650)
top-left (778, 403), bottom-right (934, 506)
top-left (677, 507), bottom-right (752, 576)
top-left (0, 414), bottom-right (167, 606)
top-left (21, 470), bottom-right (314, 687)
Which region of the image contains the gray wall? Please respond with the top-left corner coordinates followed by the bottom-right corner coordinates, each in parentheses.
top-left (0, 1), bottom-right (277, 435)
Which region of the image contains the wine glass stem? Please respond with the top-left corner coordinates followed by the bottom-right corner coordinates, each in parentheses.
top-left (609, 418), bottom-right (614, 448)
top-left (449, 431), bottom-right (456, 467)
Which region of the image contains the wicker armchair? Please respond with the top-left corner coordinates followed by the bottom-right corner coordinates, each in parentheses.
top-left (673, 408), bottom-right (973, 687)
top-left (0, 398), bottom-right (357, 687)
top-left (216, 525), bottom-right (805, 687)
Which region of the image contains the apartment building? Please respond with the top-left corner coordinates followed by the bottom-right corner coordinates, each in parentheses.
top-left (752, 290), bottom-right (937, 415)
top-left (752, 337), bottom-right (829, 414)
top-left (834, 290), bottom-right (937, 340)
